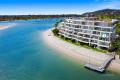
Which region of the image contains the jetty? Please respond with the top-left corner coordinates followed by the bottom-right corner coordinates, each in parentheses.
top-left (84, 53), bottom-right (115, 73)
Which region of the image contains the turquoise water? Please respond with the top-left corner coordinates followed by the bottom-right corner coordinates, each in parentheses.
top-left (0, 19), bottom-right (120, 80)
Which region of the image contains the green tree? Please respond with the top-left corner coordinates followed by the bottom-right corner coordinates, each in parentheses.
top-left (116, 23), bottom-right (120, 36)
top-left (52, 28), bottom-right (59, 36)
top-left (109, 37), bottom-right (120, 58)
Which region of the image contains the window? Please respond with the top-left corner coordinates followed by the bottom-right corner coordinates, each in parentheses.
top-left (94, 22), bottom-right (100, 26)
top-left (82, 22), bottom-right (86, 25)
top-left (102, 28), bottom-right (111, 32)
top-left (94, 27), bottom-right (101, 31)
top-left (93, 31), bottom-right (97, 34)
top-left (88, 22), bottom-right (93, 25)
top-left (89, 26), bottom-right (93, 30)
top-left (84, 35), bottom-right (90, 38)
top-left (75, 25), bottom-right (79, 28)
top-left (82, 26), bottom-right (88, 29)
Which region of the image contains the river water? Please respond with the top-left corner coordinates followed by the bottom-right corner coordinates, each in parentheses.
top-left (0, 19), bottom-right (120, 80)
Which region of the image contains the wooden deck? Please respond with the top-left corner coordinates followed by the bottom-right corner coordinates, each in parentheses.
top-left (84, 64), bottom-right (105, 72)
top-left (84, 54), bottom-right (115, 73)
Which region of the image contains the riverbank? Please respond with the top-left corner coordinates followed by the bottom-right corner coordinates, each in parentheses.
top-left (42, 29), bottom-right (120, 74)
top-left (0, 23), bottom-right (17, 30)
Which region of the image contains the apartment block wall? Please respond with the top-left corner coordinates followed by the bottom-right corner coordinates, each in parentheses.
top-left (57, 18), bottom-right (116, 49)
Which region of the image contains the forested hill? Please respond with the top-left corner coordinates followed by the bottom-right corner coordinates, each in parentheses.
top-left (82, 9), bottom-right (120, 19)
top-left (0, 9), bottom-right (120, 21)
top-left (0, 14), bottom-right (82, 21)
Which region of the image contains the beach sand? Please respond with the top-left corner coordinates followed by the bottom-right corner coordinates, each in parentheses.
top-left (42, 29), bottom-right (120, 74)
top-left (0, 23), bottom-right (17, 30)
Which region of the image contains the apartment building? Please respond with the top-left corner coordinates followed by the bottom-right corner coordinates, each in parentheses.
top-left (57, 17), bottom-right (116, 50)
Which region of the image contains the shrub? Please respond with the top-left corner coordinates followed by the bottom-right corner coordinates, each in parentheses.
top-left (71, 39), bottom-right (76, 43)
top-left (52, 28), bottom-right (59, 36)
top-left (60, 35), bottom-right (64, 39)
top-left (65, 37), bottom-right (69, 40)
top-left (109, 37), bottom-right (120, 57)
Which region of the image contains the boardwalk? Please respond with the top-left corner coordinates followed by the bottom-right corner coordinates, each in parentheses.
top-left (84, 53), bottom-right (115, 73)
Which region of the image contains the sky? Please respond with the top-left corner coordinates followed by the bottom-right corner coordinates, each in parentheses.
top-left (0, 0), bottom-right (120, 15)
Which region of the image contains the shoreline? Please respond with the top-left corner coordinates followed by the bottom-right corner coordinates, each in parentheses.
top-left (0, 23), bottom-right (17, 30)
top-left (42, 29), bottom-right (120, 74)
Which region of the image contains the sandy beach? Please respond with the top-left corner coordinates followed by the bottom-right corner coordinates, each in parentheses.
top-left (42, 29), bottom-right (120, 74)
top-left (0, 23), bottom-right (17, 30)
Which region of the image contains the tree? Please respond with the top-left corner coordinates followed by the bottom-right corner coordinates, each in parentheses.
top-left (116, 23), bottom-right (120, 36)
top-left (71, 39), bottom-right (76, 43)
top-left (109, 37), bottom-right (120, 58)
top-left (52, 28), bottom-right (59, 36)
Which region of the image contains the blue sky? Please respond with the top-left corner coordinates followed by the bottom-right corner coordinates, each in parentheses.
top-left (0, 0), bottom-right (120, 15)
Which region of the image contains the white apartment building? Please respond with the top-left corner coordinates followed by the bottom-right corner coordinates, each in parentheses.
top-left (57, 17), bottom-right (116, 50)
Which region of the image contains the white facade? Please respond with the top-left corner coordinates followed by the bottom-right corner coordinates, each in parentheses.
top-left (57, 17), bottom-right (116, 49)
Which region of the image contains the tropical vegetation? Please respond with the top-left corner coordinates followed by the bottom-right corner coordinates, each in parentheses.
top-left (116, 22), bottom-right (120, 36)
top-left (52, 28), bottom-right (59, 36)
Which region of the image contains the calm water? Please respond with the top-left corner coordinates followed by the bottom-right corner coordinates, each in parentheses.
top-left (0, 19), bottom-right (120, 80)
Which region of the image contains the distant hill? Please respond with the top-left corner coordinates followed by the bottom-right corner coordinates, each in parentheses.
top-left (0, 14), bottom-right (82, 21)
top-left (82, 9), bottom-right (120, 19)
top-left (0, 9), bottom-right (120, 21)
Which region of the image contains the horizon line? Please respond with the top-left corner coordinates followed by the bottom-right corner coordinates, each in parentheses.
top-left (0, 8), bottom-right (119, 16)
